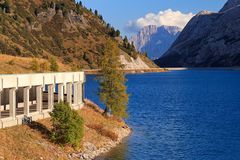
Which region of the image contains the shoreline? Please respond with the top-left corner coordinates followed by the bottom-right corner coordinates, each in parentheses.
top-left (84, 68), bottom-right (168, 75)
top-left (69, 100), bottom-right (132, 160)
top-left (73, 125), bottom-right (132, 160)
top-left (94, 136), bottom-right (131, 160)
top-left (165, 67), bottom-right (240, 71)
top-left (84, 67), bottom-right (240, 75)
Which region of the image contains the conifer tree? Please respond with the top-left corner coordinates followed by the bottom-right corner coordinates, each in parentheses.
top-left (116, 30), bottom-right (120, 37)
top-left (98, 40), bottom-right (129, 118)
top-left (123, 36), bottom-right (128, 48)
top-left (94, 10), bottom-right (98, 16)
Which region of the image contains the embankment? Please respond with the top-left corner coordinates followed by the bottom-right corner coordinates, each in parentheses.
top-left (0, 100), bottom-right (131, 160)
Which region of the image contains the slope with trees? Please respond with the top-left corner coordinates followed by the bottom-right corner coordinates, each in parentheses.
top-left (0, 0), bottom-right (156, 71)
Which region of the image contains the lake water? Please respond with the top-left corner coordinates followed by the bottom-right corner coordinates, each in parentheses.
top-left (85, 70), bottom-right (240, 160)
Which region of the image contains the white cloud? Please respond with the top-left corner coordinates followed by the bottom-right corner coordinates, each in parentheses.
top-left (125, 9), bottom-right (194, 33)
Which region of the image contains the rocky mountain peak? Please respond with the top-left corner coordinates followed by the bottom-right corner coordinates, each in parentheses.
top-left (160, 25), bottom-right (182, 35)
top-left (138, 25), bottom-right (158, 37)
top-left (196, 10), bottom-right (213, 16)
top-left (220, 0), bottom-right (240, 12)
top-left (131, 25), bottom-right (181, 59)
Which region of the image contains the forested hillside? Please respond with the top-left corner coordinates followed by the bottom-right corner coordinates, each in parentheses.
top-left (0, 0), bottom-right (156, 73)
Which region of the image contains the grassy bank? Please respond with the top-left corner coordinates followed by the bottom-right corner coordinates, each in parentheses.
top-left (0, 100), bottom-right (131, 160)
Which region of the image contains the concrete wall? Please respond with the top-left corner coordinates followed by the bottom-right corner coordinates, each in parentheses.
top-left (0, 72), bottom-right (85, 129)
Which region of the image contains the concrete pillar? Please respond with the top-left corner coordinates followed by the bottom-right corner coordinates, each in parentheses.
top-left (0, 91), bottom-right (1, 119)
top-left (81, 82), bottom-right (85, 103)
top-left (36, 86), bottom-right (42, 113)
top-left (3, 90), bottom-right (6, 111)
top-left (23, 87), bottom-right (30, 116)
top-left (78, 82), bottom-right (83, 105)
top-left (58, 84), bottom-right (64, 103)
top-left (73, 82), bottom-right (78, 106)
top-left (63, 84), bottom-right (67, 94)
top-left (48, 85), bottom-right (54, 110)
top-left (66, 83), bottom-right (72, 106)
top-left (9, 88), bottom-right (16, 119)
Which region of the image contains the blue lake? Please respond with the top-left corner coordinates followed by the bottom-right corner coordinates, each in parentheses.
top-left (85, 70), bottom-right (240, 160)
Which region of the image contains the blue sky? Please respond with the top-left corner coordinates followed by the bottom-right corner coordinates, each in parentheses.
top-left (78, 0), bottom-right (227, 37)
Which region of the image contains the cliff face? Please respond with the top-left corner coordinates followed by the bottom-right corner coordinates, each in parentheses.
top-left (0, 0), bottom-right (155, 70)
top-left (131, 25), bottom-right (181, 59)
top-left (220, 0), bottom-right (240, 12)
top-left (155, 0), bottom-right (240, 67)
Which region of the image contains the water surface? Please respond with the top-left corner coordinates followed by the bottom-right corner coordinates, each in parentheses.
top-left (85, 70), bottom-right (240, 160)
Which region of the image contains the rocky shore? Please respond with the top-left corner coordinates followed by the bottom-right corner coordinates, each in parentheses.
top-left (69, 100), bottom-right (132, 160)
top-left (70, 125), bottom-right (131, 160)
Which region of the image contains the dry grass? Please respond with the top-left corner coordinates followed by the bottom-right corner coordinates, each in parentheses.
top-left (0, 100), bottom-right (127, 159)
top-left (86, 124), bottom-right (118, 141)
top-left (0, 54), bottom-right (72, 74)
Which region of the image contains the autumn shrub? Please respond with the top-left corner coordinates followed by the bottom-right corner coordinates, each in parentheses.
top-left (30, 59), bottom-right (40, 72)
top-left (40, 61), bottom-right (50, 72)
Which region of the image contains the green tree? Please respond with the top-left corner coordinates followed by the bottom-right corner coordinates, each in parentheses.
top-left (50, 57), bottom-right (59, 72)
top-left (123, 36), bottom-right (128, 48)
top-left (50, 2), bottom-right (54, 9)
top-left (94, 9), bottom-right (98, 16)
top-left (116, 30), bottom-right (120, 37)
top-left (131, 41), bottom-right (136, 52)
top-left (99, 15), bottom-right (103, 21)
top-left (79, 1), bottom-right (82, 7)
top-left (1, 0), bottom-right (10, 13)
top-left (76, 3), bottom-right (83, 15)
top-left (50, 102), bottom-right (84, 148)
top-left (109, 27), bottom-right (117, 37)
top-left (106, 23), bottom-right (110, 29)
top-left (98, 40), bottom-right (129, 118)
top-left (26, 16), bottom-right (32, 24)
top-left (34, 8), bottom-right (40, 16)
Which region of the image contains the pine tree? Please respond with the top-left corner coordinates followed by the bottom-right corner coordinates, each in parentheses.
top-left (131, 41), bottom-right (135, 52)
top-left (106, 23), bottom-right (110, 29)
top-left (98, 40), bottom-right (129, 118)
top-left (123, 36), bottom-right (128, 48)
top-left (79, 1), bottom-right (82, 7)
top-left (94, 10), bottom-right (98, 16)
top-left (116, 30), bottom-right (120, 37)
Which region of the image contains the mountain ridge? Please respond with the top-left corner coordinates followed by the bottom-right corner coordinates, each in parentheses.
top-left (155, 0), bottom-right (240, 67)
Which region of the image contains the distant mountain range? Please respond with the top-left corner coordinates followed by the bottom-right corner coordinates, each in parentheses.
top-left (155, 0), bottom-right (240, 67)
top-left (130, 25), bottom-right (181, 60)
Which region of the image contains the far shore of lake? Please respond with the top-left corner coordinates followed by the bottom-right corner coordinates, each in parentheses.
top-left (84, 67), bottom-right (240, 75)
top-left (166, 67), bottom-right (240, 71)
top-left (84, 68), bottom-right (168, 75)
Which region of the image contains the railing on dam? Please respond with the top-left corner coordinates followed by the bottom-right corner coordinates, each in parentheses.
top-left (0, 72), bottom-right (85, 128)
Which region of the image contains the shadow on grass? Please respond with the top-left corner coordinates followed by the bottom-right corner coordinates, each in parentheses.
top-left (27, 121), bottom-right (51, 139)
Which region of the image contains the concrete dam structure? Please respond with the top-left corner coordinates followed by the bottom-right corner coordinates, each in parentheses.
top-left (0, 72), bottom-right (85, 128)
